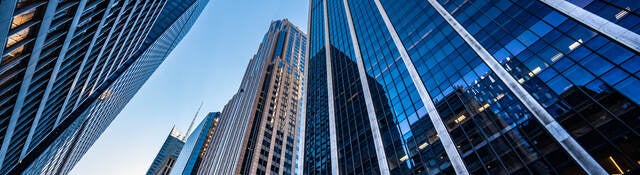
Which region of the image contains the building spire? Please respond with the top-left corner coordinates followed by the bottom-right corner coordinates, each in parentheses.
top-left (186, 102), bottom-right (203, 136)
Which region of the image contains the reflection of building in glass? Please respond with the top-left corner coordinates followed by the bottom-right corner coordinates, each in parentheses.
top-left (197, 19), bottom-right (307, 175)
top-left (300, 1), bottom-right (331, 174)
top-left (147, 127), bottom-right (186, 175)
top-left (170, 112), bottom-right (220, 175)
top-left (0, 0), bottom-right (207, 174)
top-left (303, 0), bottom-right (640, 174)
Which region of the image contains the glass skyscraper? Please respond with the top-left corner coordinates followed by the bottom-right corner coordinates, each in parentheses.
top-left (0, 0), bottom-right (207, 174)
top-left (170, 112), bottom-right (220, 175)
top-left (197, 19), bottom-right (307, 175)
top-left (146, 126), bottom-right (186, 175)
top-left (302, 0), bottom-right (639, 174)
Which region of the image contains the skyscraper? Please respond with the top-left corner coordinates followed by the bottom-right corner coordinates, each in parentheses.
top-left (170, 112), bottom-right (220, 175)
top-left (147, 127), bottom-right (186, 175)
top-left (0, 0), bottom-right (208, 174)
top-left (303, 0), bottom-right (639, 174)
top-left (197, 19), bottom-right (307, 175)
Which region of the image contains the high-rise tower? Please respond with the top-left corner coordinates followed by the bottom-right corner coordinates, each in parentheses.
top-left (147, 126), bottom-right (186, 175)
top-left (0, 0), bottom-right (208, 174)
top-left (303, 0), bottom-right (639, 174)
top-left (197, 19), bottom-right (307, 175)
top-left (170, 112), bottom-right (220, 175)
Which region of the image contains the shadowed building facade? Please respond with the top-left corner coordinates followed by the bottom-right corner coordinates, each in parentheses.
top-left (147, 127), bottom-right (186, 175)
top-left (302, 0), bottom-right (640, 174)
top-left (0, 0), bottom-right (208, 174)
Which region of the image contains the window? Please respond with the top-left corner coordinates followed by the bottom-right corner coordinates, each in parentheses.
top-left (6, 27), bottom-right (31, 48)
top-left (11, 9), bottom-right (36, 29)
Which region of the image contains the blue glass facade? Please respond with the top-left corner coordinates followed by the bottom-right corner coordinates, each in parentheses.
top-left (146, 127), bottom-right (186, 175)
top-left (381, 0), bottom-right (583, 174)
top-left (347, 0), bottom-right (453, 174)
top-left (0, 0), bottom-right (208, 174)
top-left (566, 0), bottom-right (640, 34)
top-left (327, 0), bottom-right (380, 174)
top-left (302, 0), bottom-right (332, 174)
top-left (304, 0), bottom-right (640, 174)
top-left (171, 112), bottom-right (220, 175)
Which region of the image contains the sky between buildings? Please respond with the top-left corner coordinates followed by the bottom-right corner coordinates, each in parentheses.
top-left (69, 1), bottom-right (309, 174)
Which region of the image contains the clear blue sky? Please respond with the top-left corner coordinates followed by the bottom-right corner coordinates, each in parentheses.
top-left (69, 1), bottom-right (308, 174)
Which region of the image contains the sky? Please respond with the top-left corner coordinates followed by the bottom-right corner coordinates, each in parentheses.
top-left (69, 1), bottom-right (308, 174)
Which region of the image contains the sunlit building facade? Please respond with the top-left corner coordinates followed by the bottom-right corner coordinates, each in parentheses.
top-left (198, 19), bottom-right (307, 175)
top-left (303, 0), bottom-right (639, 174)
top-left (0, 0), bottom-right (208, 174)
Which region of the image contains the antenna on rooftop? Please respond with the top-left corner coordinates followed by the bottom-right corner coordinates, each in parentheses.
top-left (186, 102), bottom-right (203, 136)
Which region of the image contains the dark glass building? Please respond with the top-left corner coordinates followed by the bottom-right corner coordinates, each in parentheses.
top-left (170, 112), bottom-right (220, 175)
top-left (0, 0), bottom-right (207, 174)
top-left (146, 126), bottom-right (186, 175)
top-left (302, 0), bottom-right (640, 174)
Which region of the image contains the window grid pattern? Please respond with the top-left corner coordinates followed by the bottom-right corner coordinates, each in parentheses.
top-left (380, 0), bottom-right (595, 174)
top-left (437, 0), bottom-right (640, 173)
top-left (303, 0), bottom-right (332, 174)
top-left (347, 0), bottom-right (453, 174)
top-left (567, 0), bottom-right (640, 34)
top-left (13, 0), bottom-right (206, 173)
top-left (327, 0), bottom-right (379, 174)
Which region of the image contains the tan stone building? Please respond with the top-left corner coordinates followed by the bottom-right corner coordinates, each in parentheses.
top-left (197, 19), bottom-right (306, 175)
